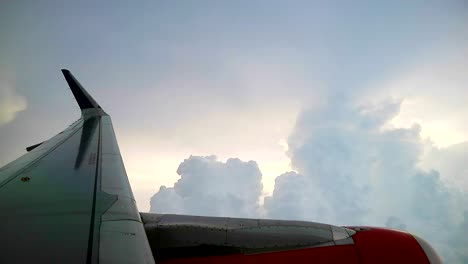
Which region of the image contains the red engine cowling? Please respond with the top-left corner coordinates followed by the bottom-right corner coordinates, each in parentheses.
top-left (349, 227), bottom-right (443, 264)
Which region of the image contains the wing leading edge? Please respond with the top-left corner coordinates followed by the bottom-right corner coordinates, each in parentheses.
top-left (0, 70), bottom-right (154, 263)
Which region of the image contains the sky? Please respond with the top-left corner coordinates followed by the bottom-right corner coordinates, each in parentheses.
top-left (1, 1), bottom-right (467, 262)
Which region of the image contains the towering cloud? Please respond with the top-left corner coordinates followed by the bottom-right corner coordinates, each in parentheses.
top-left (150, 99), bottom-right (468, 262)
top-left (150, 155), bottom-right (263, 218)
top-left (264, 99), bottom-right (468, 263)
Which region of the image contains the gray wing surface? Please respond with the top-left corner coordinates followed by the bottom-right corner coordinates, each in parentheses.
top-left (0, 70), bottom-right (154, 264)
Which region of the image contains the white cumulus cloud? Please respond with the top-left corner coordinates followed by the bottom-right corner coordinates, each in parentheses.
top-left (264, 99), bottom-right (467, 263)
top-left (150, 99), bottom-right (468, 263)
top-left (150, 155), bottom-right (263, 218)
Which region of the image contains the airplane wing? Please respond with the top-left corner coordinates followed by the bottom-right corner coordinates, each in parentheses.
top-left (0, 70), bottom-right (154, 263)
top-left (0, 70), bottom-right (442, 264)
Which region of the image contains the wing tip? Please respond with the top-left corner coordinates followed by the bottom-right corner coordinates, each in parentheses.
top-left (61, 69), bottom-right (102, 112)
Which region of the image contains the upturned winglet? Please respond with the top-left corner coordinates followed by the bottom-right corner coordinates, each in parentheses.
top-left (61, 69), bottom-right (103, 113)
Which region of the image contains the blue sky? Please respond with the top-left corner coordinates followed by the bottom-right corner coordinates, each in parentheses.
top-left (1, 1), bottom-right (468, 262)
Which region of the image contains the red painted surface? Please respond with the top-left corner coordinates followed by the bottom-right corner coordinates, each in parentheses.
top-left (350, 227), bottom-right (430, 264)
top-left (159, 245), bottom-right (359, 264)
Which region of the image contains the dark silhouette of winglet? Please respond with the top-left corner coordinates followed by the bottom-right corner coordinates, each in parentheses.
top-left (61, 69), bottom-right (101, 110)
